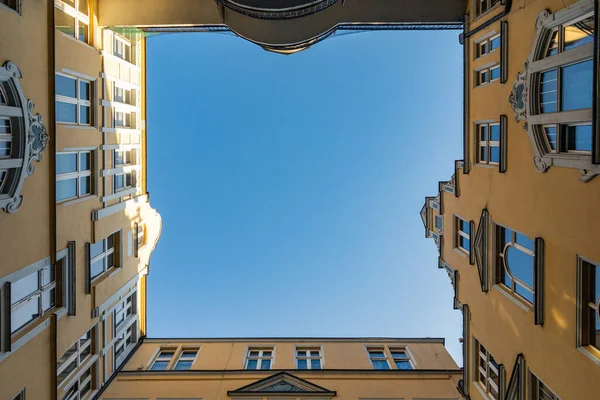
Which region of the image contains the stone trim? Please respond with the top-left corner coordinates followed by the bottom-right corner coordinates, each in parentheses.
top-left (474, 209), bottom-right (490, 292)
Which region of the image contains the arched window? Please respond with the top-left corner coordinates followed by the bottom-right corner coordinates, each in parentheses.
top-left (0, 61), bottom-right (48, 212)
top-left (509, 0), bottom-right (598, 181)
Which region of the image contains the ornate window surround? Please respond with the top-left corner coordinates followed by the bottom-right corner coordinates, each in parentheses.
top-left (509, 0), bottom-right (598, 181)
top-left (0, 62), bottom-right (49, 212)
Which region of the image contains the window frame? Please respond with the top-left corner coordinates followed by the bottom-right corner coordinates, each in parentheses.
top-left (475, 33), bottom-right (501, 59)
top-left (113, 33), bottom-right (133, 63)
top-left (0, 0), bottom-right (21, 14)
top-left (476, 122), bottom-right (501, 165)
top-left (113, 170), bottom-right (134, 192)
top-left (577, 256), bottom-right (600, 357)
top-left (529, 370), bottom-right (560, 400)
top-left (113, 110), bottom-right (134, 129)
top-left (367, 347), bottom-right (390, 370)
top-left (476, 64), bottom-right (501, 86)
top-left (149, 349), bottom-right (176, 371)
top-left (474, 339), bottom-right (500, 400)
top-left (244, 347), bottom-right (274, 370)
top-left (54, 0), bottom-right (90, 44)
top-left (55, 73), bottom-right (92, 126)
top-left (389, 347), bottom-right (414, 370)
top-left (174, 349), bottom-right (199, 370)
top-left (89, 232), bottom-right (118, 281)
top-left (62, 362), bottom-right (94, 400)
top-left (454, 216), bottom-right (471, 255)
top-left (295, 347), bottom-right (323, 370)
top-left (476, 0), bottom-right (501, 17)
top-left (57, 329), bottom-right (93, 387)
top-left (56, 151), bottom-right (93, 202)
top-left (113, 148), bottom-right (135, 167)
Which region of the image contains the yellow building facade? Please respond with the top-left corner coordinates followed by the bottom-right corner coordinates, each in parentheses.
top-left (422, 0), bottom-right (600, 399)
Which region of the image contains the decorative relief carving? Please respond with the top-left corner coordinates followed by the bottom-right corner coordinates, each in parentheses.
top-left (509, 62), bottom-right (529, 130)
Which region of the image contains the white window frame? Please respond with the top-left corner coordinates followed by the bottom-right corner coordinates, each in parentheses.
top-left (295, 347), bottom-right (322, 370)
top-left (57, 329), bottom-right (93, 387)
top-left (62, 362), bottom-right (94, 400)
top-left (114, 320), bottom-right (137, 368)
top-left (55, 73), bottom-right (92, 125)
top-left (455, 216), bottom-right (470, 254)
top-left (367, 347), bottom-right (390, 370)
top-left (89, 232), bottom-right (117, 280)
top-left (113, 34), bottom-right (133, 63)
top-left (10, 264), bottom-right (56, 335)
top-left (476, 0), bottom-right (501, 16)
top-left (113, 110), bottom-right (134, 129)
top-left (137, 223), bottom-right (145, 249)
top-left (476, 122), bottom-right (500, 165)
top-left (56, 151), bottom-right (92, 202)
top-left (174, 349), bottom-right (199, 370)
top-left (476, 34), bottom-right (501, 58)
top-left (54, 0), bottom-right (90, 43)
top-left (389, 347), bottom-right (414, 370)
top-left (113, 148), bottom-right (135, 167)
top-left (113, 171), bottom-right (134, 192)
top-left (113, 291), bottom-right (135, 335)
top-left (476, 64), bottom-right (501, 86)
top-left (474, 339), bottom-right (499, 400)
top-left (150, 349), bottom-right (176, 370)
top-left (113, 83), bottom-right (133, 106)
top-left (245, 348), bottom-right (274, 370)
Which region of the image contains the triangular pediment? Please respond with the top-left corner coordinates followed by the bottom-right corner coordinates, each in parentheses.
top-left (228, 372), bottom-right (336, 397)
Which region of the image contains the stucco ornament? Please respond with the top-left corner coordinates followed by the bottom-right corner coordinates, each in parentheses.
top-left (0, 61), bottom-right (49, 213)
top-left (509, 61), bottom-right (529, 131)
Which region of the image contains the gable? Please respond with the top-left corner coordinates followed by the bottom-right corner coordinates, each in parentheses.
top-left (228, 372), bottom-right (336, 397)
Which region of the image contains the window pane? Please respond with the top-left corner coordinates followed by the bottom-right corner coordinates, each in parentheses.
top-left (80, 379), bottom-right (91, 398)
top-left (540, 69), bottom-right (557, 113)
top-left (460, 237), bottom-right (470, 251)
top-left (157, 351), bottom-right (174, 360)
top-left (395, 360), bottom-right (413, 370)
top-left (564, 124), bottom-right (592, 152)
top-left (89, 240), bottom-right (104, 258)
top-left (80, 152), bottom-right (91, 171)
top-left (80, 176), bottom-right (91, 196)
top-left (0, 118), bottom-right (10, 134)
top-left (11, 270), bottom-right (39, 304)
top-left (11, 295), bottom-right (39, 333)
top-left (372, 360), bottom-right (389, 370)
top-left (56, 75), bottom-right (77, 98)
top-left (490, 36), bottom-right (500, 50)
top-left (516, 283), bottom-right (534, 303)
top-left (564, 16), bottom-right (594, 51)
top-left (78, 21), bottom-right (89, 43)
top-left (56, 102), bottom-right (77, 123)
top-left (391, 351), bottom-right (407, 358)
top-left (546, 30), bottom-right (559, 57)
top-left (491, 67), bottom-right (501, 81)
top-left (515, 233), bottom-right (534, 250)
top-left (107, 252), bottom-right (114, 269)
top-left (544, 126), bottom-right (557, 150)
top-left (480, 70), bottom-right (488, 84)
top-left (42, 288), bottom-right (55, 312)
top-left (506, 246), bottom-right (534, 288)
top-left (151, 360), bottom-right (169, 371)
top-left (311, 359), bottom-right (321, 369)
top-left (58, 357), bottom-right (77, 385)
top-left (480, 146), bottom-right (488, 162)
top-left (490, 146), bottom-right (500, 163)
top-left (55, 8), bottom-right (75, 38)
top-left (56, 178), bottom-right (77, 201)
top-left (480, 125), bottom-right (487, 141)
top-left (114, 174), bottom-right (124, 190)
top-left (262, 350), bottom-right (272, 357)
top-left (461, 220), bottom-right (470, 234)
top-left (174, 360), bottom-right (193, 370)
top-left (80, 105), bottom-right (90, 125)
top-left (90, 258), bottom-right (104, 279)
top-left (561, 60), bottom-right (593, 111)
top-left (79, 81), bottom-right (90, 101)
top-left (0, 140), bottom-right (11, 158)
top-left (297, 359), bottom-right (307, 369)
top-left (246, 359), bottom-right (258, 369)
top-left (79, 0), bottom-right (89, 15)
top-left (369, 351), bottom-right (385, 358)
top-left (57, 153), bottom-right (78, 174)
top-left (480, 42), bottom-right (488, 56)
top-left (260, 359), bottom-right (271, 370)
top-left (490, 124), bottom-right (500, 141)
top-left (41, 265), bottom-right (54, 286)
top-left (115, 151), bottom-right (124, 166)
top-left (181, 351), bottom-right (197, 358)
top-left (80, 343), bottom-right (91, 363)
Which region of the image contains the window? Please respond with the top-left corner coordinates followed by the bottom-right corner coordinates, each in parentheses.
top-left (368, 348), bottom-right (390, 370)
top-left (477, 123), bottom-right (500, 164)
top-left (150, 350), bottom-right (175, 370)
top-left (0, 118), bottom-right (11, 160)
top-left (539, 60), bottom-right (592, 114)
top-left (530, 372), bottom-right (560, 400)
top-left (114, 110), bottom-right (134, 128)
top-left (545, 14), bottom-right (593, 58)
top-left (476, 34), bottom-right (501, 58)
top-left (476, 0), bottom-right (501, 16)
top-left (62, 363), bottom-right (94, 400)
top-left (474, 339), bottom-right (499, 399)
top-left (477, 65), bottom-right (501, 86)
top-left (494, 225), bottom-right (535, 304)
top-left (56, 151), bottom-right (92, 202)
top-left (296, 348), bottom-right (322, 370)
top-left (435, 215), bottom-right (443, 230)
top-left (114, 171), bottom-right (134, 192)
top-left (1, 0), bottom-right (20, 13)
top-left (175, 350), bottom-right (198, 370)
top-left (113, 34), bottom-right (132, 63)
top-left (11, 390), bottom-right (25, 400)
top-left (455, 216), bottom-right (471, 254)
top-left (114, 292), bottom-right (135, 333)
top-left (245, 348), bottom-right (273, 370)
top-left (390, 348), bottom-right (413, 370)
top-left (136, 223), bottom-right (146, 249)
top-left (578, 258), bottom-right (600, 353)
top-left (57, 329), bottom-right (93, 386)
top-left (114, 149), bottom-right (135, 167)
top-left (114, 322), bottom-right (136, 367)
top-left (54, 0), bottom-right (89, 43)
top-left (55, 74), bottom-right (92, 125)
top-left (89, 232), bottom-right (117, 280)
top-left (543, 123), bottom-right (592, 153)
top-left (11, 265), bottom-right (56, 334)
top-left (114, 85), bottom-right (133, 105)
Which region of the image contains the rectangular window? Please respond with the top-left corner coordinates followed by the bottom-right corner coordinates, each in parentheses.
top-left (114, 111), bottom-right (134, 128)
top-left (477, 64), bottom-right (501, 86)
top-left (55, 74), bottom-right (92, 125)
top-left (113, 292), bottom-right (135, 333)
top-left (455, 216), bottom-right (471, 253)
top-left (114, 171), bottom-right (134, 192)
top-left (11, 390), bottom-right (25, 400)
top-left (10, 265), bottom-right (56, 334)
top-left (476, 0), bottom-right (500, 16)
top-left (57, 329), bottom-right (93, 386)
top-left (530, 372), bottom-right (560, 400)
top-left (474, 339), bottom-right (499, 399)
top-left (56, 151), bottom-right (93, 202)
top-left (477, 123), bottom-right (500, 164)
top-left (0, 118), bottom-right (11, 158)
top-left (245, 348), bottom-right (273, 370)
top-left (89, 232), bottom-right (117, 280)
top-left (150, 350), bottom-right (175, 371)
top-left (296, 348), bottom-right (322, 370)
top-left (114, 322), bottom-right (137, 367)
top-left (368, 348), bottom-right (390, 370)
top-left (390, 348), bottom-right (413, 370)
top-left (546, 13), bottom-right (594, 58)
top-left (476, 34), bottom-right (501, 58)
top-left (494, 224), bottom-right (535, 304)
top-left (54, 0), bottom-right (89, 43)
top-left (435, 215), bottom-right (443, 230)
top-left (113, 34), bottom-right (132, 63)
top-left (113, 85), bottom-right (133, 105)
top-left (1, 0), bottom-right (20, 12)
top-left (579, 258), bottom-right (600, 353)
top-left (137, 223), bottom-right (146, 249)
top-left (175, 349), bottom-right (198, 370)
top-left (543, 123), bottom-right (593, 153)
top-left (62, 363), bottom-right (94, 400)
top-left (114, 149), bottom-right (135, 167)
top-left (540, 60), bottom-right (593, 114)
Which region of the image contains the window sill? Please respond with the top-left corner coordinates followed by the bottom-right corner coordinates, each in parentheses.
top-left (61, 124), bottom-right (99, 131)
top-left (475, 163), bottom-right (498, 169)
top-left (492, 285), bottom-right (532, 312)
top-left (578, 346), bottom-right (600, 366)
top-left (60, 195), bottom-right (98, 207)
top-left (475, 79), bottom-right (500, 88)
top-left (56, 30), bottom-right (97, 52)
top-left (0, 2), bottom-right (20, 15)
top-left (453, 248), bottom-right (469, 258)
top-left (475, 48), bottom-right (499, 61)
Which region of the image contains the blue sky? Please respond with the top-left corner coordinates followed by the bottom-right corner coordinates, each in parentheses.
top-left (146, 30), bottom-right (464, 364)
